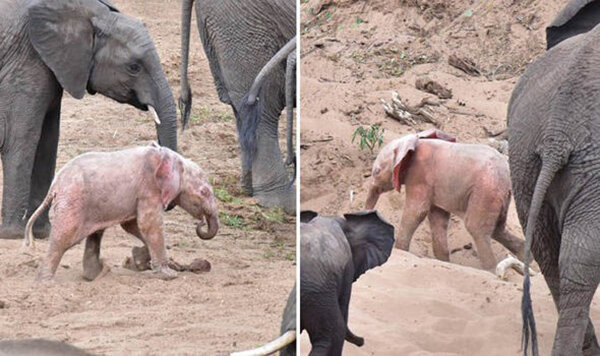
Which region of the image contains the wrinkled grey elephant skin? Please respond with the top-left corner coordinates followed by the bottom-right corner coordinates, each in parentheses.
top-left (180, 0), bottom-right (296, 214)
top-left (546, 0), bottom-right (600, 49)
top-left (300, 210), bottom-right (395, 356)
top-left (0, 339), bottom-right (94, 356)
top-left (0, 0), bottom-right (178, 240)
top-left (507, 2), bottom-right (600, 355)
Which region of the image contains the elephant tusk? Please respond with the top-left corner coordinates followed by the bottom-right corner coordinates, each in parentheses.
top-left (230, 330), bottom-right (296, 356)
top-left (495, 255), bottom-right (537, 280)
top-left (148, 105), bottom-right (161, 125)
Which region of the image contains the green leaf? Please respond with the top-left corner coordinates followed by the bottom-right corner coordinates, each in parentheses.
top-left (464, 9), bottom-right (473, 17)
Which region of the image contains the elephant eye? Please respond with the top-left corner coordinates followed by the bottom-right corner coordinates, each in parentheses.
top-left (127, 62), bottom-right (141, 74)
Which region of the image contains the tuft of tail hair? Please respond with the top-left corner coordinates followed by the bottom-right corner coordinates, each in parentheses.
top-left (521, 274), bottom-right (538, 356)
top-left (237, 86), bottom-right (263, 172)
top-left (288, 155), bottom-right (297, 189)
top-left (178, 88), bottom-right (192, 131)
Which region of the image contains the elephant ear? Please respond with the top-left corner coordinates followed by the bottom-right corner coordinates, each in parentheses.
top-left (300, 210), bottom-right (318, 223)
top-left (547, 0), bottom-right (600, 49)
top-left (98, 0), bottom-right (119, 12)
top-left (342, 211), bottom-right (395, 281)
top-left (154, 148), bottom-right (183, 210)
top-left (391, 135), bottom-right (419, 191)
top-left (417, 129), bottom-right (457, 142)
top-left (27, 0), bottom-right (108, 99)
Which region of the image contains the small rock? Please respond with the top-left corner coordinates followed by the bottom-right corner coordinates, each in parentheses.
top-left (0, 300), bottom-right (5, 309)
top-left (187, 258), bottom-right (211, 273)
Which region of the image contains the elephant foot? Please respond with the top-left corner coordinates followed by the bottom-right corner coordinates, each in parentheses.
top-left (0, 224), bottom-right (25, 240)
top-left (83, 258), bottom-right (108, 281)
top-left (254, 188), bottom-right (296, 215)
top-left (36, 269), bottom-right (54, 282)
top-left (152, 263), bottom-right (178, 280)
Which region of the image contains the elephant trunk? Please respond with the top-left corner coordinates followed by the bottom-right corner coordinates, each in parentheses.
top-left (151, 72), bottom-right (178, 152)
top-left (196, 212), bottom-right (218, 240)
top-left (365, 184), bottom-right (381, 210)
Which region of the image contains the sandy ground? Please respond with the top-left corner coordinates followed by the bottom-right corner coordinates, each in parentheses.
top-left (300, 0), bottom-right (600, 354)
top-left (0, 1), bottom-right (295, 355)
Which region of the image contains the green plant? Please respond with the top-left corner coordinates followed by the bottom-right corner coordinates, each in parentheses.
top-left (214, 187), bottom-right (234, 203)
top-left (352, 124), bottom-right (385, 153)
top-left (220, 213), bottom-right (245, 229)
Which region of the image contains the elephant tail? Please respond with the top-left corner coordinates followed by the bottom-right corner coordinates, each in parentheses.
top-left (23, 191), bottom-right (55, 250)
top-left (520, 156), bottom-right (563, 356)
top-left (237, 36), bottom-right (297, 178)
top-left (178, 0), bottom-right (195, 130)
top-left (237, 89), bottom-right (263, 173)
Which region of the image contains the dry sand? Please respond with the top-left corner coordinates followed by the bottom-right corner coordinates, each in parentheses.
top-left (300, 0), bottom-right (600, 354)
top-left (0, 0), bottom-right (295, 355)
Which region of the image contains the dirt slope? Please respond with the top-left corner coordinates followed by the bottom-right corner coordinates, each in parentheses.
top-left (300, 0), bottom-right (600, 354)
top-left (0, 1), bottom-right (295, 355)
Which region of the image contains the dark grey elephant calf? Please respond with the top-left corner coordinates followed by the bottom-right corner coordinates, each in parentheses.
top-left (508, 0), bottom-right (600, 355)
top-left (0, 0), bottom-right (178, 240)
top-left (300, 210), bottom-right (395, 356)
top-left (180, 0), bottom-right (296, 214)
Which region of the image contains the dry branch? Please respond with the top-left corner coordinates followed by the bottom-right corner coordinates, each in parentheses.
top-left (381, 91), bottom-right (441, 126)
top-left (448, 54), bottom-right (481, 76)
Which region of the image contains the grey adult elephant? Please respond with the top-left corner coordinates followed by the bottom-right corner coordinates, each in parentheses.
top-left (0, 0), bottom-right (178, 240)
top-left (180, 0), bottom-right (296, 214)
top-left (508, 1), bottom-right (600, 355)
top-left (300, 210), bottom-right (394, 355)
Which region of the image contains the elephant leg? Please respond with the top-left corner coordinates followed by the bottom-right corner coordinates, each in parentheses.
top-left (428, 206), bottom-right (451, 262)
top-left (82, 230), bottom-right (106, 281)
top-left (0, 108), bottom-right (47, 240)
top-left (338, 265), bottom-right (364, 347)
top-left (492, 207), bottom-right (526, 261)
top-left (464, 193), bottom-right (502, 271)
top-left (28, 98), bottom-right (61, 239)
top-left (121, 219), bottom-right (148, 245)
top-left (303, 285), bottom-right (346, 356)
top-left (306, 308), bottom-right (346, 356)
top-left (552, 222), bottom-right (600, 356)
top-left (37, 224), bottom-right (85, 281)
top-left (134, 207), bottom-right (177, 280)
top-left (251, 106), bottom-right (295, 214)
top-left (395, 194), bottom-right (429, 250)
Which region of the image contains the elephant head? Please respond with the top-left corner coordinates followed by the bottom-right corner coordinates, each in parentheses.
top-left (152, 145), bottom-right (219, 240)
top-left (27, 0), bottom-right (177, 151)
top-left (301, 210), bottom-right (395, 281)
top-left (546, 0), bottom-right (600, 49)
top-left (300, 210), bottom-right (394, 353)
top-left (365, 129), bottom-right (456, 210)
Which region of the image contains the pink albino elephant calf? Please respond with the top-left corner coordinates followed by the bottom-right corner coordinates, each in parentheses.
top-left (24, 143), bottom-right (219, 281)
top-left (365, 129), bottom-right (525, 271)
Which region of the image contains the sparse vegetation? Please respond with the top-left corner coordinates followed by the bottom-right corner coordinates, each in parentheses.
top-left (219, 213), bottom-right (245, 229)
top-left (352, 124), bottom-right (385, 153)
